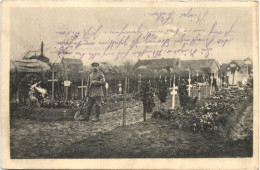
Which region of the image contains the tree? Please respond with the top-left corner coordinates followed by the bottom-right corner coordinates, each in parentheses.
top-left (179, 79), bottom-right (188, 107)
top-left (139, 81), bottom-right (155, 121)
top-left (156, 77), bottom-right (168, 108)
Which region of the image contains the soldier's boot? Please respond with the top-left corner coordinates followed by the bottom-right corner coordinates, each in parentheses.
top-left (92, 105), bottom-right (101, 122)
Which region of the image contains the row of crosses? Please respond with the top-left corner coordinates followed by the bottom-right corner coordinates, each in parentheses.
top-left (47, 69), bottom-right (216, 104)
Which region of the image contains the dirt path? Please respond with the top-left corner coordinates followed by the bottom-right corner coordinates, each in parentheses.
top-left (55, 119), bottom-right (220, 158)
top-left (10, 103), bottom-right (253, 158)
top-left (229, 105), bottom-right (253, 141)
top-left (10, 104), bottom-right (151, 158)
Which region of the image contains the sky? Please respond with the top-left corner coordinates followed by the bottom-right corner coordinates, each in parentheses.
top-left (10, 6), bottom-right (254, 66)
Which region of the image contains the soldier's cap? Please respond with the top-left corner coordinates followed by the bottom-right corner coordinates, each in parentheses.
top-left (91, 62), bottom-right (99, 67)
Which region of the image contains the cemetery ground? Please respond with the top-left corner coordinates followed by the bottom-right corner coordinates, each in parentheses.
top-left (10, 88), bottom-right (253, 158)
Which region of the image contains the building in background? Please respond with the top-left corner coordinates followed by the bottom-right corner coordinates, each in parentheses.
top-left (224, 57), bottom-right (253, 85)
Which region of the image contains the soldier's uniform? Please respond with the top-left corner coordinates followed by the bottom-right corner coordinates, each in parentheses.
top-left (85, 63), bottom-right (105, 121)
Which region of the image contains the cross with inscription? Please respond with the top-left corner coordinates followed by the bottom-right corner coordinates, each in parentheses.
top-left (48, 69), bottom-right (58, 101)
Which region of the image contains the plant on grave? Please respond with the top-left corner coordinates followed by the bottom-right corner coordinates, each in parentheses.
top-left (139, 80), bottom-right (155, 121)
top-left (156, 77), bottom-right (168, 108)
top-left (178, 79), bottom-right (197, 107)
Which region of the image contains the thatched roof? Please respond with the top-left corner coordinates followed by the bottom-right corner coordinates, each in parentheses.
top-left (10, 59), bottom-right (50, 73)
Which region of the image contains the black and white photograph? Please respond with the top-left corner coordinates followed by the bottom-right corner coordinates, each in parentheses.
top-left (1, 1), bottom-right (258, 169)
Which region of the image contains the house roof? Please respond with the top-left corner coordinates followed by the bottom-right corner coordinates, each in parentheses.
top-left (62, 58), bottom-right (83, 66)
top-left (230, 60), bottom-right (245, 67)
top-left (134, 58), bottom-right (181, 70)
top-left (181, 59), bottom-right (220, 73)
top-left (219, 63), bottom-right (229, 74)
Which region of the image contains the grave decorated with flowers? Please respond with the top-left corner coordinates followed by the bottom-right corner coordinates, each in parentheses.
top-left (152, 87), bottom-right (253, 135)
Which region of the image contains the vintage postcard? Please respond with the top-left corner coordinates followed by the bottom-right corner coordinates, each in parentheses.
top-left (1, 1), bottom-right (259, 169)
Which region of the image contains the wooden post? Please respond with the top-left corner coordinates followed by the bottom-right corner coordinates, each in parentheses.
top-left (170, 84), bottom-right (178, 109)
top-left (210, 73), bottom-right (213, 96)
top-left (196, 70), bottom-right (199, 83)
top-left (118, 81), bottom-right (122, 95)
top-left (122, 77), bottom-right (127, 126)
top-left (170, 77), bottom-right (172, 88)
top-left (196, 70), bottom-right (199, 98)
top-left (187, 72), bottom-right (192, 97)
top-left (198, 85), bottom-right (201, 101)
top-left (48, 69), bottom-right (58, 101)
top-left (205, 77), bottom-right (208, 97)
top-left (105, 82), bottom-right (109, 96)
top-left (127, 78), bottom-right (130, 94)
top-left (64, 62), bottom-right (70, 102)
top-left (138, 74), bottom-right (142, 92)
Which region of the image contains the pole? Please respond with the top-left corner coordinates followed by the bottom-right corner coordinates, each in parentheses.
top-left (123, 77), bottom-right (127, 126)
top-left (81, 79), bottom-right (84, 99)
top-left (188, 72), bottom-right (191, 97)
top-left (51, 70), bottom-right (55, 100)
top-left (127, 77), bottom-right (130, 94)
top-left (65, 63), bottom-right (69, 102)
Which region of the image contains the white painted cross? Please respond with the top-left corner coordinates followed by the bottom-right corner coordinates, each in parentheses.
top-left (48, 69), bottom-right (58, 101)
top-left (171, 84), bottom-right (178, 109)
top-left (78, 71), bottom-right (86, 100)
top-left (78, 79), bottom-right (86, 100)
top-left (210, 73), bottom-right (213, 96)
top-left (187, 72), bottom-right (192, 97)
top-left (118, 81), bottom-right (122, 95)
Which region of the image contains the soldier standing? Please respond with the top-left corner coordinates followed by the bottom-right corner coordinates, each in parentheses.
top-left (85, 62), bottom-right (106, 121)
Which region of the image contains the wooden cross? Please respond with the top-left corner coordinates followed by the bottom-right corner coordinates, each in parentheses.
top-left (170, 84), bottom-right (178, 109)
top-left (187, 72), bottom-right (192, 97)
top-left (48, 69), bottom-right (58, 101)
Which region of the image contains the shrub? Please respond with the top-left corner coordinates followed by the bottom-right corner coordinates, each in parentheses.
top-left (152, 88), bottom-right (252, 133)
top-left (156, 78), bottom-right (168, 105)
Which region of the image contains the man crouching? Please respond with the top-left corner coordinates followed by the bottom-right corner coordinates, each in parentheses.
top-left (85, 62), bottom-right (106, 121)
